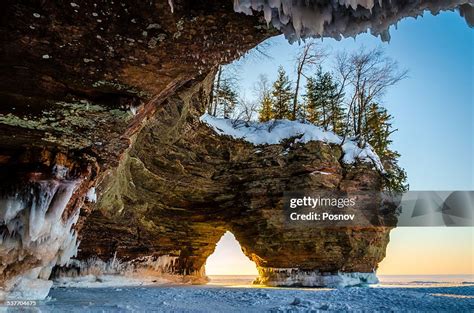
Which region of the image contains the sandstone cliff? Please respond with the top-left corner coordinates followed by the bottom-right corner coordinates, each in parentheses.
top-left (74, 72), bottom-right (392, 288)
top-left (0, 0), bottom-right (470, 300)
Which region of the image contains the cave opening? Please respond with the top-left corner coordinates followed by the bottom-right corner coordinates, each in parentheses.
top-left (205, 231), bottom-right (258, 284)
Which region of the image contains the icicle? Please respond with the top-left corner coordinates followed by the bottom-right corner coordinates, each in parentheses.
top-left (0, 178), bottom-right (82, 300)
top-left (51, 254), bottom-right (186, 288)
top-left (232, 0), bottom-right (468, 42)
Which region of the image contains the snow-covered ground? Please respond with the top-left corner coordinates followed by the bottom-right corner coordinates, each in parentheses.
top-left (29, 277), bottom-right (474, 312)
top-left (200, 114), bottom-right (384, 172)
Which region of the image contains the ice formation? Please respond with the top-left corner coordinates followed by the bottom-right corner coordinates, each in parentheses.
top-left (200, 114), bottom-right (384, 172)
top-left (52, 254), bottom-right (201, 288)
top-left (233, 0), bottom-right (474, 42)
top-left (0, 179), bottom-right (81, 300)
top-left (255, 267), bottom-right (379, 287)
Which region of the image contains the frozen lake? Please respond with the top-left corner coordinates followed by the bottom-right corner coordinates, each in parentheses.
top-left (27, 275), bottom-right (474, 312)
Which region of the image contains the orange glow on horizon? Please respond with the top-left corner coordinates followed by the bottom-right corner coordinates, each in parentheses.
top-left (205, 228), bottom-right (473, 276)
top-left (205, 232), bottom-right (258, 276)
top-left (377, 227), bottom-right (473, 275)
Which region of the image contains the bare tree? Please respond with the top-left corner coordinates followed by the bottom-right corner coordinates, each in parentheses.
top-left (292, 41), bottom-right (326, 120)
top-left (253, 74), bottom-right (271, 102)
top-left (239, 39), bottom-right (274, 63)
top-left (334, 47), bottom-right (408, 141)
top-left (232, 95), bottom-right (259, 126)
top-left (209, 39), bottom-right (273, 117)
top-left (208, 64), bottom-right (241, 117)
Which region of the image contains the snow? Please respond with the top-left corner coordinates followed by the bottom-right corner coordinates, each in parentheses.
top-left (311, 170), bottom-right (331, 175)
top-left (2, 268), bottom-right (53, 301)
top-left (85, 187), bottom-right (97, 203)
top-left (35, 280), bottom-right (474, 312)
top-left (200, 114), bottom-right (384, 172)
top-left (53, 274), bottom-right (171, 289)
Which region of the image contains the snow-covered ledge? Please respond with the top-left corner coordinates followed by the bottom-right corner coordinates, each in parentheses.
top-left (200, 114), bottom-right (384, 172)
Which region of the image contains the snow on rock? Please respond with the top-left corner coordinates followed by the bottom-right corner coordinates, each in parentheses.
top-left (200, 114), bottom-right (384, 172)
top-left (85, 187), bottom-right (97, 203)
top-left (255, 267), bottom-right (379, 287)
top-left (232, 0), bottom-right (473, 42)
top-left (0, 179), bottom-right (81, 300)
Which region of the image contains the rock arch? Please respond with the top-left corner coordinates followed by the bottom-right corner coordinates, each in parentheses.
top-left (73, 72), bottom-right (391, 287)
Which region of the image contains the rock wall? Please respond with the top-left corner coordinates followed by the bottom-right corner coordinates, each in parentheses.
top-left (0, 0), bottom-right (269, 297)
top-left (75, 72), bottom-right (392, 287)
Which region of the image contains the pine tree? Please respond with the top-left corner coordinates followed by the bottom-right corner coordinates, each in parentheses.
top-left (328, 82), bottom-right (345, 136)
top-left (209, 65), bottom-right (239, 119)
top-left (365, 103), bottom-right (393, 156)
top-left (218, 80), bottom-right (238, 119)
top-left (304, 69), bottom-right (344, 134)
top-left (258, 93), bottom-right (273, 122)
top-left (364, 103), bottom-right (408, 192)
top-left (304, 77), bottom-right (320, 124)
top-left (271, 66), bottom-right (294, 120)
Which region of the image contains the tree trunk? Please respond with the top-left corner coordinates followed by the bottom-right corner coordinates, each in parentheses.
top-left (293, 69), bottom-right (301, 121)
top-left (213, 66), bottom-right (222, 116)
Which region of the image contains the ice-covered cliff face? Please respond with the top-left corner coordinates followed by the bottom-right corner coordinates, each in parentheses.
top-left (0, 180), bottom-right (81, 300)
top-left (233, 0), bottom-right (474, 42)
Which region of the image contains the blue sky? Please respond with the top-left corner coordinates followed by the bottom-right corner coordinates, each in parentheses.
top-left (232, 10), bottom-right (473, 191)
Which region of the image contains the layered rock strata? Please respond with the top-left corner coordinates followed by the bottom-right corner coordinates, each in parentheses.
top-left (75, 72), bottom-right (393, 288)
